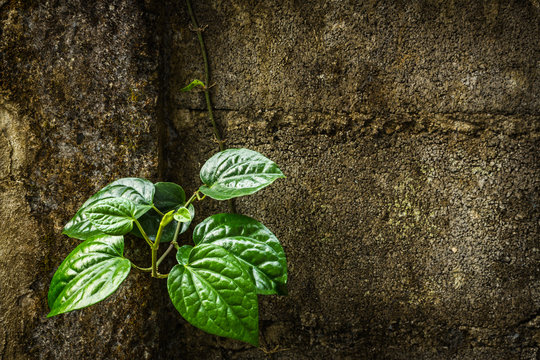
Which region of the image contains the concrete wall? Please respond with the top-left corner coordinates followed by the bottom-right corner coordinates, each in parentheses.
top-left (1, 1), bottom-right (538, 359)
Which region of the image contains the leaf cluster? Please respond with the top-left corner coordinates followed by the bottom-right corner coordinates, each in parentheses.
top-left (48, 149), bottom-right (287, 346)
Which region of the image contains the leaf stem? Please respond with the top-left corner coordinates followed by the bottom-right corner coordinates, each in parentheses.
top-left (152, 205), bottom-right (165, 216)
top-left (131, 263), bottom-right (152, 272)
top-left (134, 219), bottom-right (153, 248)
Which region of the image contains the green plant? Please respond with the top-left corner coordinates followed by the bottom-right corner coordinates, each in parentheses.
top-left (48, 148), bottom-right (287, 346)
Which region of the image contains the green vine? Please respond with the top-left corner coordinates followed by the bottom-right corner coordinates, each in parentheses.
top-left (183, 0), bottom-right (236, 213)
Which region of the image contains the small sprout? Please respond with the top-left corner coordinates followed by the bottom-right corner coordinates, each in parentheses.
top-left (180, 79), bottom-right (205, 92)
top-left (173, 207), bottom-right (192, 223)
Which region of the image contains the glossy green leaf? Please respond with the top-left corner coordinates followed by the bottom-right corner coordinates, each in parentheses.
top-left (130, 182), bottom-right (192, 242)
top-left (63, 178), bottom-right (155, 240)
top-left (167, 244), bottom-right (259, 346)
top-left (62, 210), bottom-right (107, 240)
top-left (91, 178), bottom-right (155, 206)
top-left (199, 149), bottom-right (285, 200)
top-left (174, 207), bottom-right (192, 223)
top-left (48, 235), bottom-right (131, 317)
top-left (83, 197), bottom-right (150, 235)
top-left (152, 182), bottom-right (185, 210)
top-left (181, 79), bottom-right (205, 92)
top-left (193, 213), bottom-right (287, 295)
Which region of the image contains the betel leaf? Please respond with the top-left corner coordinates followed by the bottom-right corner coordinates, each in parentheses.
top-left (63, 178), bottom-right (155, 240)
top-left (181, 79), bottom-right (205, 92)
top-left (193, 214), bottom-right (287, 295)
top-left (167, 244), bottom-right (259, 346)
top-left (90, 178), bottom-right (155, 206)
top-left (199, 148), bottom-right (285, 200)
top-left (152, 182), bottom-right (185, 210)
top-left (62, 211), bottom-right (106, 241)
top-left (48, 235), bottom-right (131, 317)
top-left (83, 197), bottom-right (150, 235)
top-left (130, 182), bottom-right (193, 242)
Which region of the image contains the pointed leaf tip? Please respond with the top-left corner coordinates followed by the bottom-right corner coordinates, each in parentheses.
top-left (48, 235), bottom-right (131, 317)
top-left (199, 148), bottom-right (285, 201)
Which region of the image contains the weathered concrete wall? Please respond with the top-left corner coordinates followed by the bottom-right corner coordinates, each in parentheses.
top-left (1, 1), bottom-right (163, 359)
top-left (0, 0), bottom-right (538, 359)
top-left (163, 0), bottom-right (540, 359)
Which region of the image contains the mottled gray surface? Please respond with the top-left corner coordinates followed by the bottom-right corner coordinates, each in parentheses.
top-left (1, 1), bottom-right (162, 359)
top-left (1, 0), bottom-right (539, 359)
top-left (163, 1), bottom-right (540, 359)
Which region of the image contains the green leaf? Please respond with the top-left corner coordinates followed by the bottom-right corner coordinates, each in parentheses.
top-left (83, 197), bottom-right (150, 236)
top-left (193, 214), bottom-right (287, 295)
top-left (199, 148), bottom-right (285, 200)
top-left (174, 207), bottom-right (192, 223)
top-left (63, 178), bottom-right (155, 240)
top-left (181, 79), bottom-right (205, 92)
top-left (92, 178), bottom-right (155, 206)
top-left (130, 182), bottom-right (192, 242)
top-left (152, 182), bottom-right (185, 210)
top-left (167, 244), bottom-right (259, 346)
top-left (48, 235), bottom-right (131, 317)
top-left (62, 211), bottom-right (107, 240)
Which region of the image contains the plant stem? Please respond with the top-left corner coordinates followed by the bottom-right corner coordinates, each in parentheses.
top-left (185, 0), bottom-right (236, 213)
top-left (154, 220), bottom-right (165, 248)
top-left (171, 223), bottom-right (182, 250)
top-left (156, 243), bottom-right (175, 267)
top-left (185, 0), bottom-right (223, 152)
top-left (151, 246), bottom-right (158, 277)
top-left (134, 219), bottom-right (153, 248)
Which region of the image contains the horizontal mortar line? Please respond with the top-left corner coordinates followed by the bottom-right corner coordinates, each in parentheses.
top-left (177, 107), bottom-right (540, 117)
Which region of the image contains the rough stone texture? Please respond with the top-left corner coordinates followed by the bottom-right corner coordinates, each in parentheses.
top-left (1, 0), bottom-right (539, 359)
top-left (1, 1), bottom-right (163, 359)
top-left (162, 1), bottom-right (540, 359)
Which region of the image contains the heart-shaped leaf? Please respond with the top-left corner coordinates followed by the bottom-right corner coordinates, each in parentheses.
top-left (199, 149), bottom-right (285, 200)
top-left (167, 244), bottom-right (259, 346)
top-left (63, 178), bottom-right (155, 240)
top-left (130, 182), bottom-right (193, 242)
top-left (48, 235), bottom-right (131, 317)
top-left (193, 214), bottom-right (287, 295)
top-left (83, 197), bottom-right (150, 236)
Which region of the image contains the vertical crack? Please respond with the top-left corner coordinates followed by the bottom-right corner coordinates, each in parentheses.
top-left (155, 0), bottom-right (173, 180)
